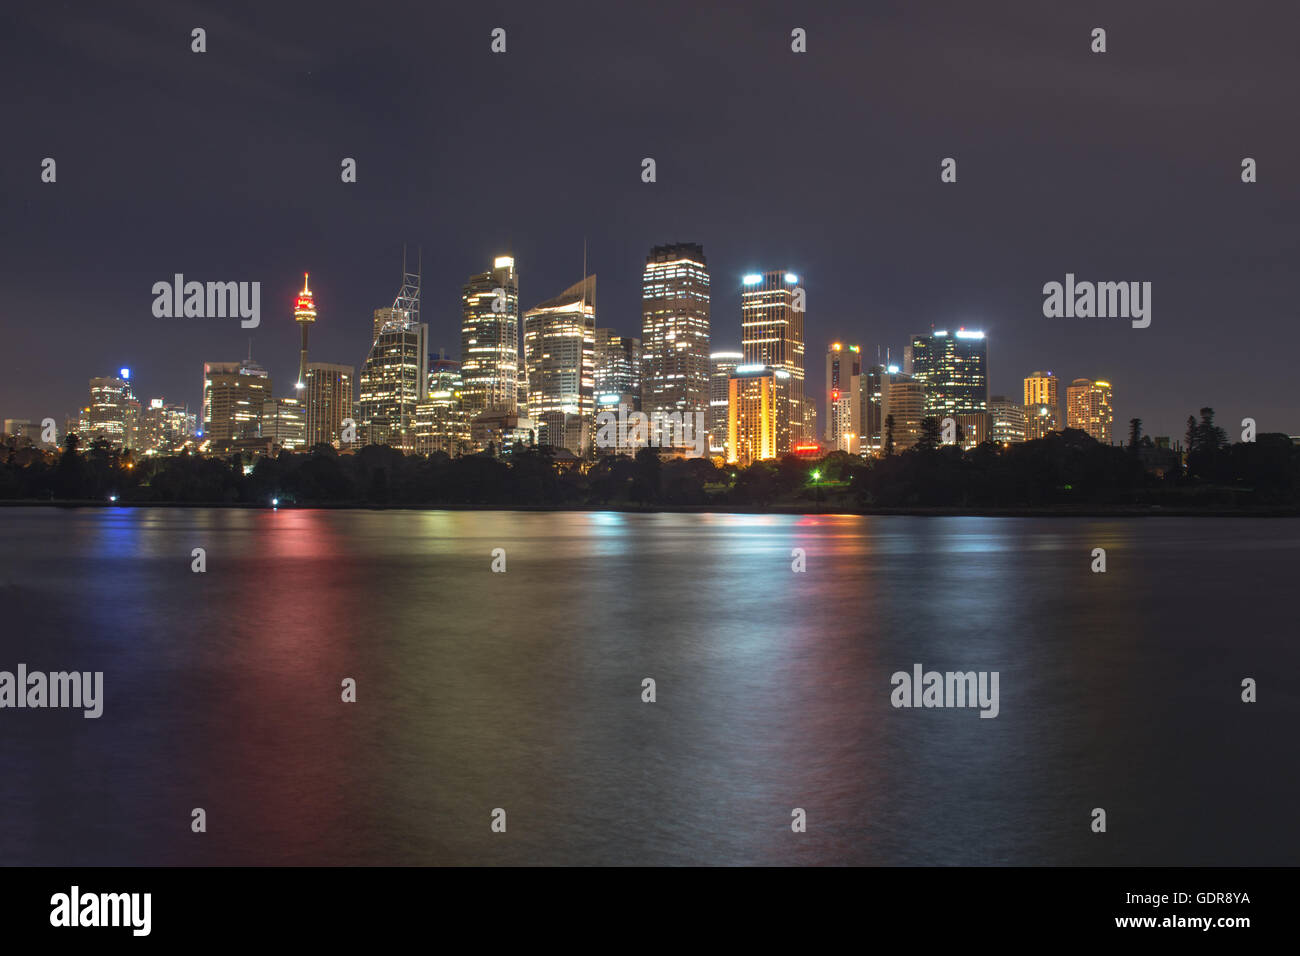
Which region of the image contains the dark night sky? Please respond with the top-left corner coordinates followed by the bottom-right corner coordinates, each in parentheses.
top-left (3, 0), bottom-right (1297, 440)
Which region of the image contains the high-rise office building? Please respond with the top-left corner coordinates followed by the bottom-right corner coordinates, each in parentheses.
top-left (304, 362), bottom-right (354, 448)
top-left (359, 261), bottom-right (427, 450)
top-left (593, 329), bottom-right (642, 457)
top-left (741, 270), bottom-right (807, 450)
top-left (885, 379), bottom-right (926, 452)
top-left (594, 329), bottom-right (642, 409)
top-left (413, 353), bottom-right (470, 457)
top-left (140, 399), bottom-right (195, 453)
top-left (863, 362), bottom-right (909, 456)
top-left (85, 372), bottom-right (135, 449)
top-left (826, 343), bottom-right (862, 454)
top-left (989, 395), bottom-right (1027, 445)
top-left (709, 351), bottom-right (743, 458)
top-left (203, 357), bottom-right (272, 444)
top-left (727, 364), bottom-right (790, 466)
top-left (1023, 371), bottom-right (1060, 440)
top-left (261, 397), bottom-right (306, 450)
top-left (908, 329), bottom-right (988, 420)
top-left (460, 256), bottom-right (520, 419)
top-left (522, 276), bottom-right (596, 456)
top-left (641, 243), bottom-right (711, 429)
top-left (1066, 378), bottom-right (1114, 444)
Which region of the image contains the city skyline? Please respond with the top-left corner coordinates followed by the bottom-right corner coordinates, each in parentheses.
top-left (6, 2), bottom-right (1298, 443)
top-left (5, 245), bottom-right (1217, 454)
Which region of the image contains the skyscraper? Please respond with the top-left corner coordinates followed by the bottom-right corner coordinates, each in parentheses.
top-left (261, 397), bottom-right (306, 450)
top-left (741, 270), bottom-right (807, 450)
top-left (709, 351), bottom-right (743, 458)
top-left (1023, 371), bottom-right (1060, 440)
top-left (908, 329), bottom-right (988, 420)
top-left (641, 243), bottom-right (711, 429)
top-left (885, 379), bottom-right (926, 452)
top-left (304, 362), bottom-right (354, 447)
top-left (414, 354), bottom-right (470, 457)
top-left (522, 275), bottom-right (596, 456)
top-left (1066, 378), bottom-right (1114, 444)
top-left (862, 362), bottom-right (908, 457)
top-left (359, 260), bottom-right (427, 450)
top-left (594, 329), bottom-right (642, 409)
top-left (85, 373), bottom-right (132, 448)
top-left (293, 273), bottom-right (316, 390)
top-left (989, 395), bottom-right (1027, 445)
top-left (203, 356), bottom-right (272, 444)
top-left (460, 256), bottom-right (520, 420)
top-left (826, 343), bottom-right (862, 454)
top-left (728, 364), bottom-right (790, 466)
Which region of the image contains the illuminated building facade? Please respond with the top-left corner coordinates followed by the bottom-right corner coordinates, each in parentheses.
top-left (85, 372), bottom-right (135, 449)
top-left (1066, 377), bottom-right (1114, 444)
top-left (863, 363), bottom-right (908, 456)
top-left (293, 273), bottom-right (316, 389)
top-left (885, 379), bottom-right (926, 452)
top-left (989, 395), bottom-right (1027, 444)
top-left (140, 399), bottom-right (196, 453)
top-left (641, 243), bottom-right (710, 428)
top-left (414, 354), bottom-right (470, 456)
top-left (1023, 371), bottom-right (1060, 440)
top-left (359, 262), bottom-right (427, 451)
top-left (460, 256), bottom-right (520, 419)
top-left (522, 276), bottom-right (596, 456)
top-left (908, 329), bottom-right (988, 419)
top-left (741, 270), bottom-right (807, 450)
top-left (727, 364), bottom-right (790, 466)
top-left (826, 343), bottom-right (862, 454)
top-left (203, 358), bottom-right (272, 443)
top-left (304, 362), bottom-right (354, 448)
top-left (261, 397), bottom-right (306, 450)
top-left (709, 351), bottom-right (742, 457)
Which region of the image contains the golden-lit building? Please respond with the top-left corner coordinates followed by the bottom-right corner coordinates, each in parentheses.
top-left (1066, 377), bottom-right (1114, 444)
top-left (727, 365), bottom-right (789, 466)
top-left (1023, 370), bottom-right (1060, 440)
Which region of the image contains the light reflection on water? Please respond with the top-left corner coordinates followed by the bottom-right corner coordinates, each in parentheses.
top-left (0, 508), bottom-right (1296, 866)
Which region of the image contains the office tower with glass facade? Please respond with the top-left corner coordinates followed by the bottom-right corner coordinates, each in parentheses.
top-left (641, 243), bottom-right (710, 428)
top-left (460, 255), bottom-right (520, 419)
top-left (1023, 371), bottom-right (1061, 440)
top-left (261, 397), bottom-right (306, 450)
top-left (304, 362), bottom-right (354, 448)
top-left (1066, 378), bottom-right (1114, 444)
top-left (741, 270), bottom-right (807, 450)
top-left (826, 343), bottom-right (862, 454)
top-left (989, 395), bottom-right (1027, 445)
top-left (863, 363), bottom-right (910, 456)
top-left (907, 329), bottom-right (988, 420)
top-left (522, 276), bottom-right (596, 456)
top-left (709, 351), bottom-right (742, 457)
top-left (885, 379), bottom-right (926, 452)
top-left (84, 373), bottom-right (133, 449)
top-left (594, 329), bottom-right (642, 409)
top-left (203, 358), bottom-right (272, 443)
top-left (413, 353), bottom-right (470, 457)
top-left (359, 261), bottom-right (427, 452)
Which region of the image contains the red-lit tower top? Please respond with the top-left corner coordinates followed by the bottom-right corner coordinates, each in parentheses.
top-left (294, 273), bottom-right (317, 324)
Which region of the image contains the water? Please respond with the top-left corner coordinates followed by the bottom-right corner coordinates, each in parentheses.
top-left (0, 507), bottom-right (1295, 866)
